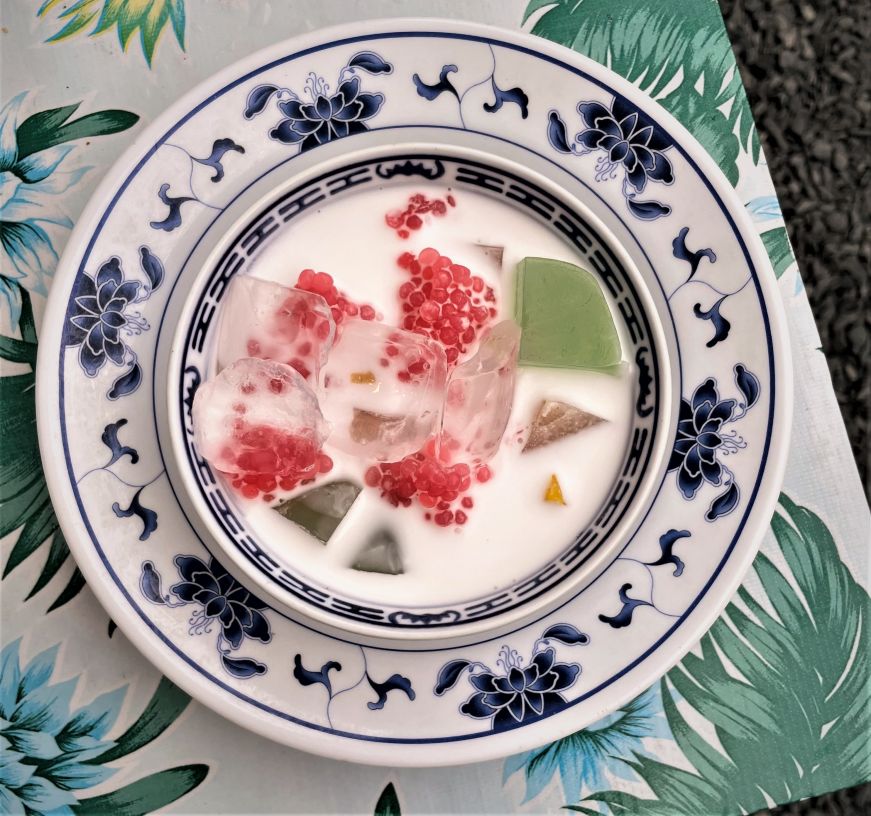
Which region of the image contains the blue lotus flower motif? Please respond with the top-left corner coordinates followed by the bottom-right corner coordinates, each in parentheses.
top-left (576, 98), bottom-right (674, 192)
top-left (170, 555), bottom-right (271, 650)
top-left (66, 257), bottom-right (147, 377)
top-left (461, 647), bottom-right (579, 728)
top-left (668, 378), bottom-right (737, 499)
top-left (269, 75), bottom-right (384, 152)
top-left (0, 92), bottom-right (86, 328)
top-left (0, 639), bottom-right (123, 815)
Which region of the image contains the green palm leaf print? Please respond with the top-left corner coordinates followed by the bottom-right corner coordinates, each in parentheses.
top-left (572, 495), bottom-right (871, 814)
top-left (525, 0), bottom-right (760, 186)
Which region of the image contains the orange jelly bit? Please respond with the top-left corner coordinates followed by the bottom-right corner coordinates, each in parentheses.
top-left (350, 371), bottom-right (377, 385)
top-left (544, 474), bottom-right (566, 505)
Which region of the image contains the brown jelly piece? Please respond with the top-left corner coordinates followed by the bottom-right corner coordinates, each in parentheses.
top-left (523, 400), bottom-right (604, 452)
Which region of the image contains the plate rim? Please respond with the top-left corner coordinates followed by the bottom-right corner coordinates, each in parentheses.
top-left (36, 16), bottom-right (793, 766)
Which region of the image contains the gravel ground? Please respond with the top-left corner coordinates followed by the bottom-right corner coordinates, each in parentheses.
top-left (720, 0), bottom-right (870, 491)
top-left (720, 2), bottom-right (870, 812)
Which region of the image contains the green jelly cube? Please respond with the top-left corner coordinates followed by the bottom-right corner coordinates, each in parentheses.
top-left (514, 257), bottom-right (622, 370)
top-left (274, 481), bottom-right (361, 543)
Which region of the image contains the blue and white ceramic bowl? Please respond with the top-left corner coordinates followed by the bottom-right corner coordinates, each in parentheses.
top-left (38, 20), bottom-right (791, 764)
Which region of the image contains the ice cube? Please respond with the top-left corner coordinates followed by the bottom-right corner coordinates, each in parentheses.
top-left (321, 320), bottom-right (447, 461)
top-left (352, 529), bottom-right (403, 575)
top-left (439, 320), bottom-right (520, 464)
top-left (523, 400), bottom-right (604, 452)
top-left (514, 257), bottom-right (621, 370)
top-left (217, 276), bottom-right (335, 383)
top-left (192, 358), bottom-right (328, 485)
top-left (274, 480), bottom-right (361, 543)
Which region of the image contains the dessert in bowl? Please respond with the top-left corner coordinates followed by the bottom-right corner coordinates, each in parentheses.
top-left (162, 143), bottom-right (673, 644)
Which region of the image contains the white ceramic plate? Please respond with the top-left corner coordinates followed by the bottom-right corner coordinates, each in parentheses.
top-left (37, 19), bottom-right (791, 765)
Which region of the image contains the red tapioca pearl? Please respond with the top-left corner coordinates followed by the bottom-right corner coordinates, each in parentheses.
top-left (409, 291), bottom-right (424, 307)
top-left (460, 476), bottom-right (471, 491)
top-left (315, 319), bottom-right (331, 340)
top-left (399, 282), bottom-right (414, 298)
top-left (298, 268), bottom-right (316, 287)
top-left (434, 510), bottom-right (453, 527)
top-left (410, 276), bottom-right (422, 286)
top-left (421, 266), bottom-right (433, 280)
top-left (454, 510), bottom-right (468, 525)
top-left (421, 282), bottom-right (434, 298)
top-left (471, 276), bottom-right (485, 292)
top-left (441, 490), bottom-right (459, 503)
top-left (241, 484), bottom-right (259, 499)
top-left (317, 453), bottom-right (333, 474)
top-left (279, 476), bottom-right (297, 490)
top-left (484, 287), bottom-right (496, 302)
top-left (461, 327), bottom-right (476, 344)
top-left (488, 308), bottom-right (497, 318)
top-left (246, 339), bottom-right (261, 356)
top-left (240, 382), bottom-right (256, 394)
top-left (431, 288), bottom-right (448, 304)
top-left (360, 304), bottom-right (376, 320)
top-left (262, 493), bottom-right (275, 502)
top-left (268, 377), bottom-right (284, 394)
top-left (398, 251), bottom-right (415, 269)
top-left (365, 466), bottom-right (381, 487)
top-left (398, 229), bottom-right (410, 239)
top-left (419, 247), bottom-right (440, 266)
top-left (402, 315), bottom-right (416, 330)
top-left (344, 302), bottom-right (359, 316)
top-left (257, 474), bottom-right (277, 492)
top-left (386, 213), bottom-right (404, 229)
top-left (330, 306), bottom-right (342, 323)
top-left (476, 465), bottom-right (492, 483)
top-left (439, 327), bottom-right (459, 346)
top-left (433, 269), bottom-right (451, 287)
top-left (397, 370), bottom-right (411, 383)
top-left (418, 300), bottom-right (440, 323)
top-left (406, 215), bottom-right (423, 230)
top-left (445, 347), bottom-right (459, 364)
top-left (232, 403), bottom-right (246, 414)
top-left (420, 493), bottom-right (437, 508)
top-left (472, 306), bottom-right (489, 324)
top-left (379, 357), bottom-right (389, 367)
top-left (447, 194), bottom-right (456, 206)
top-left (409, 259), bottom-right (421, 275)
top-left (461, 496), bottom-right (474, 509)
top-left (450, 289), bottom-right (468, 308)
top-left (432, 200), bottom-right (447, 215)
top-left (297, 341), bottom-right (312, 356)
top-left (289, 359), bottom-right (311, 380)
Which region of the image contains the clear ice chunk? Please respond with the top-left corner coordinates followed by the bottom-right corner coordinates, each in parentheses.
top-left (217, 276), bottom-right (336, 383)
top-left (321, 320), bottom-right (447, 461)
top-left (274, 480), bottom-right (361, 543)
top-left (440, 320), bottom-right (520, 464)
top-left (352, 529), bottom-right (403, 575)
top-left (523, 400), bottom-right (604, 452)
top-left (192, 358), bottom-right (328, 478)
top-left (514, 257), bottom-right (621, 370)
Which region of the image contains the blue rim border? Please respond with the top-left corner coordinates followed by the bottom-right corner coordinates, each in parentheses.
top-left (56, 30), bottom-right (776, 743)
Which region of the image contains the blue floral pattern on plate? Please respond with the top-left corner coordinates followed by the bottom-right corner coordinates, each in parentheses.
top-left (435, 624), bottom-right (589, 730)
top-left (244, 51), bottom-right (392, 151)
top-left (547, 95), bottom-right (675, 220)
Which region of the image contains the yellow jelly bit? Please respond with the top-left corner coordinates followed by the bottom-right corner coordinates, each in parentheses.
top-left (350, 371), bottom-right (376, 385)
top-left (544, 474), bottom-right (566, 505)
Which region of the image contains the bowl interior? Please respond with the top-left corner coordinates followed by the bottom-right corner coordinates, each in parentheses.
top-left (162, 139), bottom-right (674, 643)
